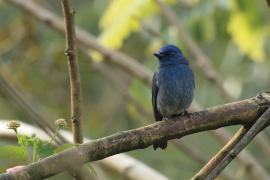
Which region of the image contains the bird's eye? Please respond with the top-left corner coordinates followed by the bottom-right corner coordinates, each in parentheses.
top-left (167, 52), bottom-right (176, 56)
top-left (163, 52), bottom-right (170, 55)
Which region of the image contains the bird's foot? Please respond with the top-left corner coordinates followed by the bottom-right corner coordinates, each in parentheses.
top-left (163, 117), bottom-right (170, 123)
top-left (181, 110), bottom-right (190, 118)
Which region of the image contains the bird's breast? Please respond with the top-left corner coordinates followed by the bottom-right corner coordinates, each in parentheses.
top-left (157, 65), bottom-right (194, 116)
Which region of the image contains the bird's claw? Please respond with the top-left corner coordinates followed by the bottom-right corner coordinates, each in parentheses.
top-left (182, 110), bottom-right (190, 118)
top-left (163, 117), bottom-right (170, 123)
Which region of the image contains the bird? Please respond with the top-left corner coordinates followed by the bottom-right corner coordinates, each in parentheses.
top-left (152, 44), bottom-right (195, 150)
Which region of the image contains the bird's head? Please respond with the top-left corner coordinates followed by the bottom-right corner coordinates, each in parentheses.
top-left (154, 44), bottom-right (188, 66)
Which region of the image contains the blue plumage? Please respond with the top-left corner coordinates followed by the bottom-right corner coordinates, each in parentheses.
top-left (152, 44), bottom-right (195, 150)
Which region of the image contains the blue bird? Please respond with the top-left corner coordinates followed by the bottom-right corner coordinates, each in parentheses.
top-left (152, 44), bottom-right (195, 150)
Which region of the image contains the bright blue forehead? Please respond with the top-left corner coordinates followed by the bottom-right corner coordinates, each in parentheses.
top-left (158, 44), bottom-right (182, 54)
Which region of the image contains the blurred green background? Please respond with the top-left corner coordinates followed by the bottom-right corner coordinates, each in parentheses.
top-left (0, 0), bottom-right (270, 179)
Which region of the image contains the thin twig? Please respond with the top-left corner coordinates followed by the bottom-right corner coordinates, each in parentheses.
top-left (60, 1), bottom-right (83, 179)
top-left (61, 0), bottom-right (82, 145)
top-left (61, 1), bottom-right (83, 179)
top-left (191, 126), bottom-right (248, 180)
top-left (207, 107), bottom-right (270, 179)
top-left (155, 0), bottom-right (234, 102)
top-left (1, 93), bottom-right (270, 179)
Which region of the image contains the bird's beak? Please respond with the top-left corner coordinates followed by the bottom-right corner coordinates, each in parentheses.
top-left (154, 52), bottom-right (162, 58)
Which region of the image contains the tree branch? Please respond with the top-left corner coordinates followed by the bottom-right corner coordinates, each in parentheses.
top-left (61, 0), bottom-right (82, 145)
top-left (191, 127), bottom-right (249, 180)
top-left (210, 128), bottom-right (270, 179)
top-left (0, 93), bottom-right (270, 180)
top-left (207, 107), bottom-right (270, 179)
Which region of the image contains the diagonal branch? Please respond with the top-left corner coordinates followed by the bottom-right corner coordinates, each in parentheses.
top-left (0, 93), bottom-right (270, 180)
top-left (210, 128), bottom-right (270, 179)
top-left (207, 107), bottom-right (270, 179)
top-left (191, 126), bottom-right (249, 180)
top-left (61, 0), bottom-right (82, 145)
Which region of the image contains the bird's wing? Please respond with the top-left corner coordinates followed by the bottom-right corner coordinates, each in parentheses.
top-left (152, 71), bottom-right (162, 121)
top-left (192, 70), bottom-right (195, 89)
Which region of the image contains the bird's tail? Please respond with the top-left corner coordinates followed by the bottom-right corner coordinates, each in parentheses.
top-left (153, 140), bottom-right (167, 150)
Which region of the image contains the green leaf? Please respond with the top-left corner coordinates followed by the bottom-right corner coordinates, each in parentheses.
top-left (53, 143), bottom-right (73, 154)
top-left (91, 0), bottom-right (176, 61)
top-left (17, 134), bottom-right (37, 147)
top-left (35, 141), bottom-right (54, 159)
top-left (17, 134), bottom-right (28, 147)
top-left (0, 145), bottom-right (28, 162)
top-left (227, 0), bottom-right (266, 61)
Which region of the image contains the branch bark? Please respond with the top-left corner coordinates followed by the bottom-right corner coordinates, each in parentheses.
top-left (0, 93), bottom-right (270, 180)
top-left (60, 1), bottom-right (83, 179)
top-left (191, 127), bottom-right (249, 180)
top-left (61, 0), bottom-right (82, 145)
top-left (210, 128), bottom-right (270, 179)
top-left (207, 107), bottom-right (270, 179)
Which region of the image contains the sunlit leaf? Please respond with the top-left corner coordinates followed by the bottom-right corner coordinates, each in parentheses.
top-left (92, 0), bottom-right (175, 61)
top-left (0, 145), bottom-right (27, 162)
top-left (227, 0), bottom-right (265, 61)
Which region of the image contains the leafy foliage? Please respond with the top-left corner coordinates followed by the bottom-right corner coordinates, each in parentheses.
top-left (92, 0), bottom-right (175, 61)
top-left (227, 0), bottom-right (266, 61)
top-left (0, 122), bottom-right (70, 171)
top-left (0, 145), bottom-right (27, 162)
